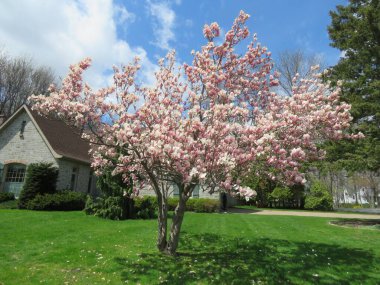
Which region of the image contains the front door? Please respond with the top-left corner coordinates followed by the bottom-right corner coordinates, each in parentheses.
top-left (3, 164), bottom-right (26, 198)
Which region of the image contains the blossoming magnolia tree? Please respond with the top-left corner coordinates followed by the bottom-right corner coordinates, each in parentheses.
top-left (31, 11), bottom-right (360, 255)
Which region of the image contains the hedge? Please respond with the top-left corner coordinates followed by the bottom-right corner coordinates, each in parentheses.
top-left (337, 203), bottom-right (370, 209)
top-left (26, 191), bottom-right (86, 211)
top-left (84, 195), bottom-right (134, 220)
top-left (85, 195), bottom-right (221, 220)
top-left (167, 197), bottom-right (219, 213)
top-left (133, 196), bottom-right (158, 219)
top-left (0, 192), bottom-right (15, 203)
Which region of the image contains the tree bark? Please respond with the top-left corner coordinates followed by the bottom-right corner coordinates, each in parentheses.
top-left (165, 193), bottom-right (188, 255)
top-left (143, 165), bottom-right (169, 253)
top-left (156, 192), bottom-right (168, 252)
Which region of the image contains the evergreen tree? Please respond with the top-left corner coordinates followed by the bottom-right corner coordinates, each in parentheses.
top-left (325, 0), bottom-right (380, 171)
top-left (18, 163), bottom-right (58, 209)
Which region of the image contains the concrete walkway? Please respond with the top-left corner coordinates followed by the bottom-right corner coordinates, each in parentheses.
top-left (230, 208), bottom-right (380, 220)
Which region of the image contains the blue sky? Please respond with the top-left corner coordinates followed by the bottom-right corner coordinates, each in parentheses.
top-left (120, 0), bottom-right (347, 66)
top-left (0, 0), bottom-right (348, 87)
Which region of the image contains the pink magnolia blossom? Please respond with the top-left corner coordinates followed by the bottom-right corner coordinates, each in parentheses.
top-left (30, 10), bottom-right (360, 254)
top-left (30, 33), bottom-right (357, 194)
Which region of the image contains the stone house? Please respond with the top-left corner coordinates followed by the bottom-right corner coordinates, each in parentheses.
top-left (0, 105), bottom-right (97, 197)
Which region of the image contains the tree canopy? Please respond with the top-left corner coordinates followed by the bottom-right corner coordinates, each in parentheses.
top-left (325, 0), bottom-right (380, 171)
top-left (30, 11), bottom-right (358, 255)
top-left (0, 51), bottom-right (55, 118)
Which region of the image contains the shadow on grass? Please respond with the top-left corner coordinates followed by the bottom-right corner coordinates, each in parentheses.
top-left (228, 207), bottom-right (262, 214)
top-left (115, 233), bottom-right (379, 284)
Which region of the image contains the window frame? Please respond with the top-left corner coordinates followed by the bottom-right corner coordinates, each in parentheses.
top-left (5, 164), bottom-right (26, 183)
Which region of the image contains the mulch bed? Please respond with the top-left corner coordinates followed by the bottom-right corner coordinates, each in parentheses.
top-left (331, 219), bottom-right (380, 229)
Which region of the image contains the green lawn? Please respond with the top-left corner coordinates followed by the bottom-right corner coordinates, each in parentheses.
top-left (0, 210), bottom-right (379, 284)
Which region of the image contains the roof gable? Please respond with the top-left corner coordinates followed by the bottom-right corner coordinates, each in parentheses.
top-left (0, 105), bottom-right (91, 164)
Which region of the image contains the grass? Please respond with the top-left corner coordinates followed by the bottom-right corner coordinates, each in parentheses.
top-left (0, 210), bottom-right (379, 284)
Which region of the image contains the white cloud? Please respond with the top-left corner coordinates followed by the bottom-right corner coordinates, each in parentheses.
top-left (0, 0), bottom-right (157, 90)
top-left (114, 5), bottom-right (136, 25)
top-left (147, 1), bottom-right (176, 50)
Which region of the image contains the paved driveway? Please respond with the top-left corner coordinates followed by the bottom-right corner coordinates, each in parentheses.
top-left (230, 208), bottom-right (380, 220)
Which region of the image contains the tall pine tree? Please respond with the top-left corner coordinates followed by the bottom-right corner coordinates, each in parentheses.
top-left (324, 0), bottom-right (380, 171)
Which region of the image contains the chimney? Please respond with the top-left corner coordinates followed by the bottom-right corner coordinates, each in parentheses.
top-left (0, 114), bottom-right (5, 126)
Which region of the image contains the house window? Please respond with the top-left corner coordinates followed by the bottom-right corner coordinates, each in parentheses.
top-left (70, 167), bottom-right (78, 191)
top-left (5, 164), bottom-right (26, 183)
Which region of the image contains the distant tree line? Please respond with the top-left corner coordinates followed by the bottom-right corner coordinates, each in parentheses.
top-left (0, 50), bottom-right (55, 119)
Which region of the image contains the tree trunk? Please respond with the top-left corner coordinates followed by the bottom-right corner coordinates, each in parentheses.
top-left (374, 188), bottom-right (378, 208)
top-left (156, 193), bottom-right (168, 252)
top-left (165, 194), bottom-right (188, 255)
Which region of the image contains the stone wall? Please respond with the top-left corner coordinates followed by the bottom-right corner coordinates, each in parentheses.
top-left (57, 159), bottom-right (95, 193)
top-left (0, 110), bottom-right (57, 166)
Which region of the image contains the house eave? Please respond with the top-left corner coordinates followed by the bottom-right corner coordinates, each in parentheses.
top-left (0, 105), bottom-right (63, 160)
top-left (23, 106), bottom-right (64, 160)
top-left (0, 104), bottom-right (92, 165)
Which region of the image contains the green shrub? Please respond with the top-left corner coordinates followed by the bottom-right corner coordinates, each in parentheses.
top-left (87, 195), bottom-right (221, 217)
top-left (133, 196), bottom-right (157, 219)
top-left (84, 165), bottom-right (134, 220)
top-left (84, 195), bottom-right (134, 220)
top-left (168, 197), bottom-right (219, 213)
top-left (270, 187), bottom-right (292, 200)
top-left (0, 200), bottom-right (18, 209)
top-left (96, 168), bottom-right (131, 197)
top-left (168, 197), bottom-right (179, 211)
top-left (84, 195), bottom-right (101, 215)
top-left (143, 196), bottom-right (158, 209)
top-left (304, 181), bottom-right (333, 211)
top-left (192, 198), bottom-right (219, 213)
top-left (337, 203), bottom-right (371, 209)
top-left (185, 198), bottom-right (196, 211)
top-left (26, 191), bottom-right (86, 211)
top-left (95, 196), bottom-right (128, 220)
top-left (18, 163), bottom-right (58, 209)
top-left (0, 192), bottom-right (15, 203)
top-left (85, 195), bottom-right (157, 220)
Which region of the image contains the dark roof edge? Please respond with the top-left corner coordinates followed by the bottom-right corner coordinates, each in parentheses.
top-left (0, 105), bottom-right (91, 165)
